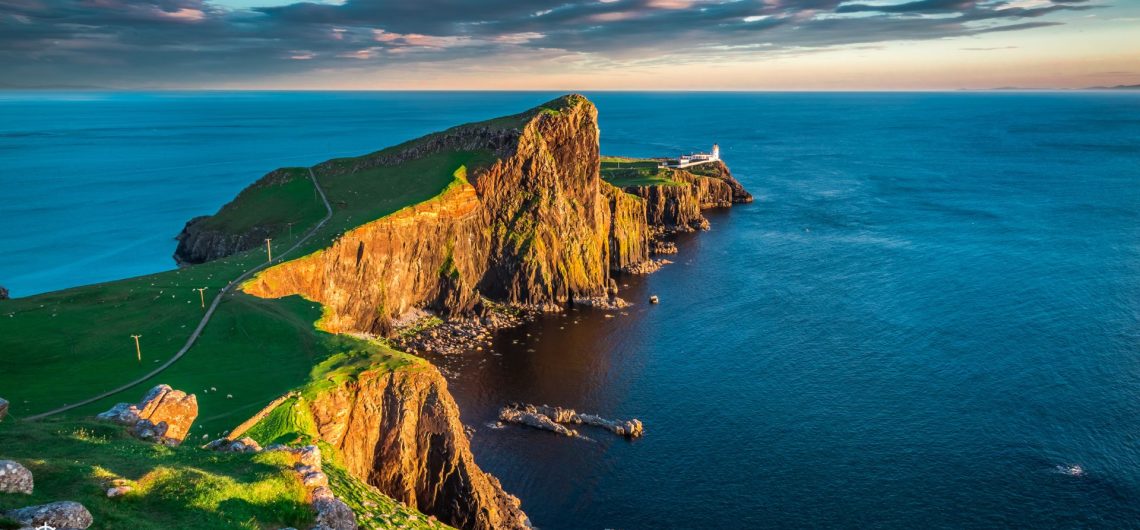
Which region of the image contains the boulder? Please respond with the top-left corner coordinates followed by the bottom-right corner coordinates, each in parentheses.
top-left (312, 497), bottom-right (358, 530)
top-left (297, 445), bottom-right (322, 469)
top-left (4, 501), bottom-right (93, 529)
top-left (0, 460), bottom-right (33, 494)
top-left (98, 385), bottom-right (197, 445)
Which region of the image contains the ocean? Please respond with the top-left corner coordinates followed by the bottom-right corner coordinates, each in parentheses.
top-left (2, 91), bottom-right (1139, 528)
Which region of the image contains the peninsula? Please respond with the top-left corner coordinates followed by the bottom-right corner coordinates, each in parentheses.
top-left (0, 94), bottom-right (750, 530)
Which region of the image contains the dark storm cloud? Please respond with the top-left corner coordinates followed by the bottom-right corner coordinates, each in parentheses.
top-left (0, 0), bottom-right (1102, 87)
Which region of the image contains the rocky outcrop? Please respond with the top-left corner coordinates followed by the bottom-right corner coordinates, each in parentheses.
top-left (0, 396), bottom-right (8, 422)
top-left (0, 286), bottom-right (8, 300)
top-left (4, 501), bottom-right (93, 529)
top-left (97, 384), bottom-right (198, 446)
top-left (305, 364), bottom-right (528, 530)
top-left (174, 215), bottom-right (273, 266)
top-left (685, 160), bottom-right (754, 204)
top-left (0, 460), bottom-right (33, 494)
top-left (498, 404), bottom-right (644, 439)
top-left (498, 407), bottom-right (583, 438)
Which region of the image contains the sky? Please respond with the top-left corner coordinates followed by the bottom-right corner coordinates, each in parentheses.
top-left (1, 0), bottom-right (1138, 90)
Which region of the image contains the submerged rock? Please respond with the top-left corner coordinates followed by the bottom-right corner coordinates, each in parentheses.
top-left (0, 460), bottom-right (33, 494)
top-left (97, 384), bottom-right (198, 446)
top-left (4, 501), bottom-right (93, 529)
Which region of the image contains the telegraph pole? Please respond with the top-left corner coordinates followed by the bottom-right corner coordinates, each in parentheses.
top-left (265, 238), bottom-right (273, 262)
top-left (194, 287), bottom-right (207, 308)
top-left (131, 335), bottom-right (142, 363)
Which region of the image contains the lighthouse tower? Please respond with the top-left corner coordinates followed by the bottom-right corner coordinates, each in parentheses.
top-left (711, 143), bottom-right (720, 161)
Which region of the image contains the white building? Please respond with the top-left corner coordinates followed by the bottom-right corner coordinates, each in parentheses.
top-left (663, 144), bottom-right (720, 168)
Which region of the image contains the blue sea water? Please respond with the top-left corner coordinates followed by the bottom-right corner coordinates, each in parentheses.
top-left (2, 91), bottom-right (1139, 528)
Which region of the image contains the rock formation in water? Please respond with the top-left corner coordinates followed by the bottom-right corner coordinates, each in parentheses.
top-left (498, 403), bottom-right (643, 439)
top-left (305, 364), bottom-right (529, 530)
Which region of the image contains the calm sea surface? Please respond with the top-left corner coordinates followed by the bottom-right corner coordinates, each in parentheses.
top-left (2, 92), bottom-right (1139, 528)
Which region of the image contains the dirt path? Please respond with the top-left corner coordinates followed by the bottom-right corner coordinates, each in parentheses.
top-left (26, 168), bottom-right (333, 421)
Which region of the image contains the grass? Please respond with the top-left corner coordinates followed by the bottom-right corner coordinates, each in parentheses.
top-left (196, 167), bottom-right (326, 237)
top-left (242, 395), bottom-right (319, 447)
top-left (600, 156), bottom-right (684, 187)
top-left (0, 419), bottom-right (314, 530)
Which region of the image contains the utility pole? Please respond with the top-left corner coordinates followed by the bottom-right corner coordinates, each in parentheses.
top-left (194, 287), bottom-right (207, 308)
top-left (265, 238), bottom-right (273, 262)
top-left (131, 334), bottom-right (142, 363)
top-left (287, 222), bottom-right (294, 237)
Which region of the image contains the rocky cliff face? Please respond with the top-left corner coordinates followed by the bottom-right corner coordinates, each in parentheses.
top-left (307, 365), bottom-right (528, 530)
top-left (601, 183), bottom-right (650, 271)
top-left (174, 218), bottom-right (272, 265)
top-left (621, 162), bottom-right (751, 235)
top-left (243, 95), bottom-right (615, 334)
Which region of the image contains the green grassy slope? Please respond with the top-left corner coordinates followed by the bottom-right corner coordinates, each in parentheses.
top-left (196, 167), bottom-right (326, 237)
top-left (600, 156), bottom-right (683, 187)
top-left (0, 419), bottom-right (314, 530)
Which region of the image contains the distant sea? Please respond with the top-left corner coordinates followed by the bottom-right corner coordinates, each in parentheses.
top-left (3, 91), bottom-right (1139, 528)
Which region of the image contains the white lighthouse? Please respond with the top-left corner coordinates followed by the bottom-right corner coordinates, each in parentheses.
top-left (711, 143), bottom-right (720, 161)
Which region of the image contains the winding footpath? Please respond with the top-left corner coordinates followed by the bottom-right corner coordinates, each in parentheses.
top-left (26, 168), bottom-right (333, 421)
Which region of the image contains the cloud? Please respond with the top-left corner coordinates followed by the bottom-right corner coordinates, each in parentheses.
top-left (0, 0), bottom-right (1104, 87)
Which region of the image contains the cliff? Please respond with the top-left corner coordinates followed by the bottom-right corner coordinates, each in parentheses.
top-left (306, 364), bottom-right (527, 530)
top-left (619, 162), bottom-right (751, 234)
top-left (243, 95), bottom-right (616, 334)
